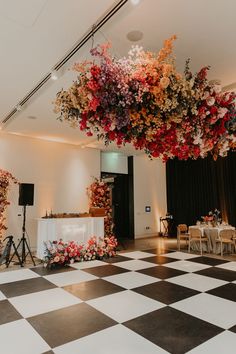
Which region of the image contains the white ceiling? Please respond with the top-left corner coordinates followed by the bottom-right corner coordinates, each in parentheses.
top-left (1, 0), bottom-right (236, 154)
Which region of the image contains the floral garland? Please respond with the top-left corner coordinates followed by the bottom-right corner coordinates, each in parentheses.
top-left (44, 236), bottom-right (118, 267)
top-left (0, 169), bottom-right (18, 244)
top-left (87, 179), bottom-right (113, 236)
top-left (54, 36), bottom-right (236, 161)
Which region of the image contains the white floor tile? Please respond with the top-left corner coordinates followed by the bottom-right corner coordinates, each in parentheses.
top-left (87, 290), bottom-right (164, 322)
top-left (43, 269), bottom-right (97, 287)
top-left (54, 324), bottom-right (168, 354)
top-left (120, 251), bottom-right (155, 259)
top-left (163, 260), bottom-right (209, 272)
top-left (9, 288), bottom-right (81, 317)
top-left (0, 269), bottom-right (39, 284)
top-left (167, 273), bottom-right (227, 292)
top-left (69, 260), bottom-right (107, 269)
top-left (0, 290), bottom-right (6, 300)
top-left (186, 330), bottom-right (236, 354)
top-left (171, 293), bottom-right (236, 329)
top-left (216, 261), bottom-right (236, 272)
top-left (105, 271), bottom-right (160, 289)
top-left (0, 319), bottom-right (50, 354)
top-left (161, 251), bottom-right (199, 260)
top-left (115, 259), bottom-right (155, 271)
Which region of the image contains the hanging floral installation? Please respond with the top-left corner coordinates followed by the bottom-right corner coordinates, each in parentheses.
top-left (87, 179), bottom-right (113, 237)
top-left (0, 169), bottom-right (18, 245)
top-left (54, 36), bottom-right (236, 161)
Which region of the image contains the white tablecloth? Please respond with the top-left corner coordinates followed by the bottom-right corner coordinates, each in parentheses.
top-left (36, 217), bottom-right (104, 259)
top-left (189, 225), bottom-right (235, 254)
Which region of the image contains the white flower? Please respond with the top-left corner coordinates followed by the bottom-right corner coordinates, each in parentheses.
top-left (206, 96), bottom-right (215, 106)
top-left (213, 84), bottom-right (222, 94)
top-left (203, 91), bottom-right (210, 100)
top-left (218, 107), bottom-right (228, 118)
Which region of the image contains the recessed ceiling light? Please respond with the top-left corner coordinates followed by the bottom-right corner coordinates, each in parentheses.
top-left (130, 0), bottom-right (140, 5)
top-left (27, 115), bottom-right (37, 120)
top-left (127, 30), bottom-right (143, 42)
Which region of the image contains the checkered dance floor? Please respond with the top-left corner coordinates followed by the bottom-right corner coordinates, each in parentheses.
top-left (0, 249), bottom-right (236, 354)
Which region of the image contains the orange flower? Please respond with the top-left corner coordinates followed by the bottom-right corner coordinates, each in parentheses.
top-left (160, 77), bottom-right (170, 89)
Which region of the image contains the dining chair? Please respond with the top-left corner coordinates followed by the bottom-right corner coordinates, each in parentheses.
top-left (188, 227), bottom-right (208, 255)
top-left (216, 229), bottom-right (235, 256)
top-left (177, 224), bottom-right (190, 250)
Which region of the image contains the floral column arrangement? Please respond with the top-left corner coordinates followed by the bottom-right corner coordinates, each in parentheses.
top-left (0, 169), bottom-right (18, 245)
top-left (87, 179), bottom-right (113, 237)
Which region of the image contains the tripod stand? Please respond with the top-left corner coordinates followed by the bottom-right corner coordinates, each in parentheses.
top-left (9, 205), bottom-right (36, 266)
top-left (0, 236), bottom-right (22, 267)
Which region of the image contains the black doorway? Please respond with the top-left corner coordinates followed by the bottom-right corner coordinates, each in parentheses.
top-left (101, 157), bottom-right (134, 240)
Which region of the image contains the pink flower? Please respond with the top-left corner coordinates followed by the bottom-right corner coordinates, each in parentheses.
top-left (53, 256), bottom-right (60, 263)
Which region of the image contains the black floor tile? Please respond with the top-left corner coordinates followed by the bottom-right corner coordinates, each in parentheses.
top-left (196, 267), bottom-right (236, 281)
top-left (207, 283), bottom-right (236, 302)
top-left (81, 264), bottom-right (129, 277)
top-left (31, 265), bottom-right (76, 276)
top-left (141, 255), bottom-right (178, 265)
top-left (229, 324), bottom-right (236, 333)
top-left (0, 300), bottom-right (22, 325)
top-left (0, 277), bottom-right (56, 298)
top-left (28, 303), bottom-right (117, 348)
top-left (133, 280), bottom-right (199, 304)
top-left (124, 307), bottom-right (223, 354)
top-left (63, 279), bottom-right (125, 300)
top-left (143, 249), bottom-right (175, 255)
top-left (42, 351), bottom-right (54, 354)
top-left (138, 265), bottom-right (186, 279)
top-left (188, 256), bottom-right (229, 266)
top-left (102, 255), bottom-right (133, 263)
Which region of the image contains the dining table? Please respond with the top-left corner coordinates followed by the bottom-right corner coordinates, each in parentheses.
top-left (188, 224), bottom-right (235, 254)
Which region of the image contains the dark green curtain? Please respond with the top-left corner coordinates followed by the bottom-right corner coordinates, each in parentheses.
top-left (166, 152), bottom-right (236, 233)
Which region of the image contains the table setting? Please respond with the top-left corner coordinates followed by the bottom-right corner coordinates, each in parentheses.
top-left (188, 209), bottom-right (236, 254)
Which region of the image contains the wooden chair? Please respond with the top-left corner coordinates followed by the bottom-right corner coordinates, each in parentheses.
top-left (188, 228), bottom-right (208, 255)
top-left (216, 229), bottom-right (235, 256)
top-left (177, 224), bottom-right (190, 250)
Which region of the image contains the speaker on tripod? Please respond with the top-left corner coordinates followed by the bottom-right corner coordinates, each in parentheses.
top-left (10, 183), bottom-right (36, 266)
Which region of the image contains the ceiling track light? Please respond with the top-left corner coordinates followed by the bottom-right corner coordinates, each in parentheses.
top-left (1, 0), bottom-right (128, 126)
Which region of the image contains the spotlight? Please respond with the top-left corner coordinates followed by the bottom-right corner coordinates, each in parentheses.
top-left (16, 104), bottom-right (22, 112)
top-left (50, 70), bottom-right (58, 81)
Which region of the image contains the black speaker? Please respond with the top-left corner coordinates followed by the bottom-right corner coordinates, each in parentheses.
top-left (18, 183), bottom-right (34, 206)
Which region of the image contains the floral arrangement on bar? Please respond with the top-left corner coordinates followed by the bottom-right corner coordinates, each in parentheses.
top-left (44, 235), bottom-right (118, 267)
top-left (54, 36), bottom-right (236, 161)
top-left (87, 179), bottom-right (113, 236)
top-left (0, 169), bottom-right (18, 247)
top-left (202, 208), bottom-right (221, 224)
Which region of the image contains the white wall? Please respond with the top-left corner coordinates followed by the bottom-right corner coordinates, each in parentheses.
top-left (0, 132), bottom-right (100, 249)
top-left (134, 155), bottom-right (167, 238)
